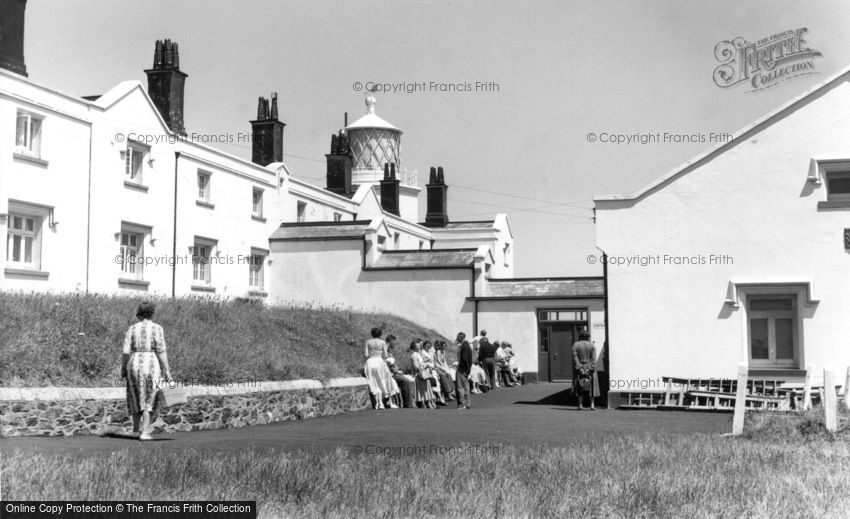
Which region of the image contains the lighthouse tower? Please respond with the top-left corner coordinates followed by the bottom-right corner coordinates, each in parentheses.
top-left (344, 94), bottom-right (419, 221)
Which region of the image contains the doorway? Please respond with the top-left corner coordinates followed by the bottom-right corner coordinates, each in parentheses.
top-left (538, 309), bottom-right (589, 382)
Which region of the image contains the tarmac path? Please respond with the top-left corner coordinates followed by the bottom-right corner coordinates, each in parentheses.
top-left (1, 383), bottom-right (731, 458)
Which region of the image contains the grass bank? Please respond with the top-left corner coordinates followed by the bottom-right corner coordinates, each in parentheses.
top-left (3, 432), bottom-right (849, 518)
top-left (0, 292), bottom-right (452, 387)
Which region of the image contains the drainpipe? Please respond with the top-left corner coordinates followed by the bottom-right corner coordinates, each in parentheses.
top-left (172, 151), bottom-right (180, 298)
top-left (84, 122), bottom-right (93, 293)
top-left (601, 249), bottom-right (611, 402)
top-left (471, 264), bottom-right (478, 335)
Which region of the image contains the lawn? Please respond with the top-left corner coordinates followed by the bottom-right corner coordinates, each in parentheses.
top-left (3, 429), bottom-right (849, 518)
top-left (0, 292), bottom-right (453, 387)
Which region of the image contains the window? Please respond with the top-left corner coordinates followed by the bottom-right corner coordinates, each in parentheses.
top-left (252, 188), bottom-right (263, 217)
top-left (119, 231), bottom-right (143, 280)
top-left (393, 232), bottom-right (400, 249)
top-left (748, 296), bottom-right (796, 367)
top-left (377, 235), bottom-right (386, 251)
top-left (826, 171), bottom-right (850, 202)
top-left (123, 142), bottom-right (147, 183)
top-left (198, 171), bottom-right (211, 201)
top-left (248, 250), bottom-right (266, 291)
top-left (297, 201), bottom-right (307, 223)
top-left (6, 214), bottom-right (41, 268)
top-left (333, 212), bottom-right (342, 222)
top-left (15, 111), bottom-right (43, 157)
top-left (503, 243), bottom-right (512, 267)
top-left (419, 240), bottom-right (424, 250)
top-left (538, 310), bottom-right (588, 322)
top-left (192, 239), bottom-right (215, 286)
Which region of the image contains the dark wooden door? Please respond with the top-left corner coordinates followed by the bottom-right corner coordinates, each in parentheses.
top-left (549, 324), bottom-right (575, 382)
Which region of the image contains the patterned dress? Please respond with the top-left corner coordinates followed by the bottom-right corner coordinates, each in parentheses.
top-left (124, 319), bottom-right (166, 414)
top-left (364, 338), bottom-right (399, 397)
top-left (411, 351), bottom-right (436, 404)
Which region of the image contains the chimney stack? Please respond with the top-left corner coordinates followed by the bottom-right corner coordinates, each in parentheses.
top-left (380, 163), bottom-right (401, 216)
top-left (250, 92), bottom-right (286, 166)
top-left (326, 130), bottom-right (353, 196)
top-left (145, 39), bottom-right (187, 135)
top-left (0, 0), bottom-right (28, 76)
top-left (425, 166), bottom-right (449, 227)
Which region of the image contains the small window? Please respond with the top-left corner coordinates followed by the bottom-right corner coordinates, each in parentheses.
top-left (333, 212), bottom-right (342, 222)
top-left (119, 230), bottom-right (144, 280)
top-left (826, 171), bottom-right (850, 201)
top-left (15, 111), bottom-right (43, 157)
top-left (252, 188), bottom-right (264, 217)
top-left (393, 232), bottom-right (400, 248)
top-left (377, 235), bottom-right (386, 251)
top-left (198, 171), bottom-right (211, 201)
top-left (503, 243), bottom-right (511, 267)
top-left (419, 240), bottom-right (424, 250)
top-left (6, 213), bottom-right (41, 268)
top-left (124, 143), bottom-right (147, 183)
top-left (248, 251), bottom-right (265, 290)
top-left (297, 201), bottom-right (307, 223)
top-left (192, 239), bottom-right (215, 285)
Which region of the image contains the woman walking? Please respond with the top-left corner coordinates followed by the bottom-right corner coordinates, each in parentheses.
top-left (122, 301), bottom-right (172, 440)
top-left (364, 327), bottom-right (399, 409)
top-left (410, 340), bottom-right (437, 408)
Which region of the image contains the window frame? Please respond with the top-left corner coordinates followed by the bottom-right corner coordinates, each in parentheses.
top-left (248, 248), bottom-right (267, 291)
top-left (197, 170), bottom-right (212, 202)
top-left (252, 188), bottom-right (264, 217)
top-left (123, 141), bottom-right (149, 185)
top-left (15, 110), bottom-right (43, 158)
top-left (6, 213), bottom-right (40, 268)
top-left (192, 237), bottom-right (217, 286)
top-left (825, 170), bottom-right (850, 202)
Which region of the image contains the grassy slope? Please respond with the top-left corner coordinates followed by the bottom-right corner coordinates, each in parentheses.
top-left (0, 292), bottom-right (454, 387)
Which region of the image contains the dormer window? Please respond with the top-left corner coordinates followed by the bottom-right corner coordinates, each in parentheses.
top-left (814, 161), bottom-right (850, 209)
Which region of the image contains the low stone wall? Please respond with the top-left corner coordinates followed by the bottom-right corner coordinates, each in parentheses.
top-left (0, 378), bottom-right (370, 437)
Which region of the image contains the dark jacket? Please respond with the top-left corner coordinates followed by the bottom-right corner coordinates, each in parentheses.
top-left (457, 341), bottom-right (473, 376)
top-left (478, 339), bottom-right (496, 361)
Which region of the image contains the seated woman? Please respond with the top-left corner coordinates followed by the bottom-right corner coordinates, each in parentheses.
top-left (433, 341), bottom-right (456, 402)
top-left (410, 340), bottom-right (437, 408)
top-left (469, 360), bottom-right (490, 393)
top-left (363, 327), bottom-right (399, 409)
top-left (385, 335), bottom-right (416, 408)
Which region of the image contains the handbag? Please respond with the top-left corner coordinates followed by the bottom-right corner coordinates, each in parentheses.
top-left (156, 384), bottom-right (187, 408)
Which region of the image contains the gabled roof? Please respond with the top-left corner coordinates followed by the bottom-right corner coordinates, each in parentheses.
top-left (371, 249), bottom-right (478, 269)
top-left (474, 277), bottom-right (604, 300)
top-left (269, 221), bottom-right (373, 241)
top-left (594, 65), bottom-right (850, 203)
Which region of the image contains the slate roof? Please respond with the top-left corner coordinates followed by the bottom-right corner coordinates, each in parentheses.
top-left (371, 249), bottom-right (477, 269)
top-left (422, 220), bottom-right (495, 230)
top-left (269, 221), bottom-right (372, 241)
top-left (478, 278), bottom-right (604, 299)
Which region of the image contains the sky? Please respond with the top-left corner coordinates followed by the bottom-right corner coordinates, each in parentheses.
top-left (23, 0), bottom-right (850, 276)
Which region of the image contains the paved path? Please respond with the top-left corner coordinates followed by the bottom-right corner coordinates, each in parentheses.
top-left (1, 384), bottom-right (731, 457)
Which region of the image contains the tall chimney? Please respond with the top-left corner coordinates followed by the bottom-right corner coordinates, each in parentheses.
top-left (425, 166), bottom-right (449, 227)
top-left (250, 92), bottom-right (285, 166)
top-left (145, 39), bottom-right (187, 135)
top-left (380, 163), bottom-right (401, 216)
top-left (0, 0), bottom-right (28, 76)
top-left (326, 130), bottom-right (353, 196)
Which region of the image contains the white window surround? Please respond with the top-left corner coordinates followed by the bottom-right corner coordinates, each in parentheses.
top-left (725, 281), bottom-right (818, 370)
top-left (15, 110), bottom-right (44, 158)
top-left (4, 200), bottom-right (55, 273)
top-left (117, 222), bottom-right (152, 283)
top-left (252, 188), bottom-right (264, 218)
top-left (248, 247), bottom-right (268, 292)
top-left (123, 141), bottom-right (149, 185)
top-left (198, 170), bottom-right (212, 202)
top-left (191, 237), bottom-right (217, 288)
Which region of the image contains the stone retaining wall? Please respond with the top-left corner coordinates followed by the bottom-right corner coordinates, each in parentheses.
top-left (0, 378), bottom-right (370, 437)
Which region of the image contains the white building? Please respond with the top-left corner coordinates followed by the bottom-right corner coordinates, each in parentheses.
top-left (595, 66), bottom-right (850, 403)
top-left (1, 1), bottom-right (604, 384)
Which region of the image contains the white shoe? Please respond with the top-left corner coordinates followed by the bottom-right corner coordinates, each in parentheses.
top-left (139, 433), bottom-right (153, 441)
top-left (388, 401), bottom-right (399, 408)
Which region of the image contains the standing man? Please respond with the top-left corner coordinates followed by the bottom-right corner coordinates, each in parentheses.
top-left (455, 332), bottom-right (473, 409)
top-left (571, 330), bottom-right (599, 410)
top-left (477, 335), bottom-right (498, 390)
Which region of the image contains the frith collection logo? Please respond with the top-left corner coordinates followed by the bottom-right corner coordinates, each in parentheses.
top-left (713, 28), bottom-right (822, 92)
